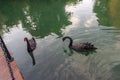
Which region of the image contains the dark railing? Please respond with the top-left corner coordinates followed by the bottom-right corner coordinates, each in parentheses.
top-left (0, 36), bottom-right (14, 62)
top-left (0, 36), bottom-right (15, 80)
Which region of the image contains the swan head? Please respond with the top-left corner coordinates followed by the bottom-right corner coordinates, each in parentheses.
top-left (62, 37), bottom-right (65, 42)
top-left (24, 37), bottom-right (28, 42)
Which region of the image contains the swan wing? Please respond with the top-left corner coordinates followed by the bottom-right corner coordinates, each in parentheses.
top-left (29, 39), bottom-right (36, 50)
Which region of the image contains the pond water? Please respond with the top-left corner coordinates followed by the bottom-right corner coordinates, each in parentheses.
top-left (0, 0), bottom-right (120, 80)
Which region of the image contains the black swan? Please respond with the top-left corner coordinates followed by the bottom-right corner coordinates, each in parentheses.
top-left (24, 37), bottom-right (36, 53)
top-left (62, 36), bottom-right (97, 51)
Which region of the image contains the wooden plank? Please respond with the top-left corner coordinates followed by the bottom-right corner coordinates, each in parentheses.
top-left (0, 48), bottom-right (24, 80)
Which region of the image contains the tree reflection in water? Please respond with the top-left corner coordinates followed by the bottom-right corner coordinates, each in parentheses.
top-left (0, 0), bottom-right (81, 37)
top-left (94, 0), bottom-right (120, 29)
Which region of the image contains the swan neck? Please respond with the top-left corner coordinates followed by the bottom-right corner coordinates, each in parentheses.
top-left (26, 39), bottom-right (30, 47)
top-left (69, 38), bottom-right (73, 47)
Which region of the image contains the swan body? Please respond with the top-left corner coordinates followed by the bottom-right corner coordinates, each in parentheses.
top-left (24, 37), bottom-right (36, 53)
top-left (62, 36), bottom-right (97, 51)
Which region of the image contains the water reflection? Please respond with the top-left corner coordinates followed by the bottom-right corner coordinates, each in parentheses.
top-left (23, 0), bottom-right (72, 38)
top-left (0, 1), bottom-right (26, 27)
top-left (63, 48), bottom-right (74, 56)
top-left (109, 0), bottom-right (120, 28)
top-left (63, 48), bottom-right (96, 56)
top-left (94, 0), bottom-right (120, 29)
top-left (28, 52), bottom-right (36, 65)
top-left (0, 0), bottom-right (81, 37)
top-left (111, 64), bottom-right (120, 80)
top-left (0, 0), bottom-right (120, 80)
